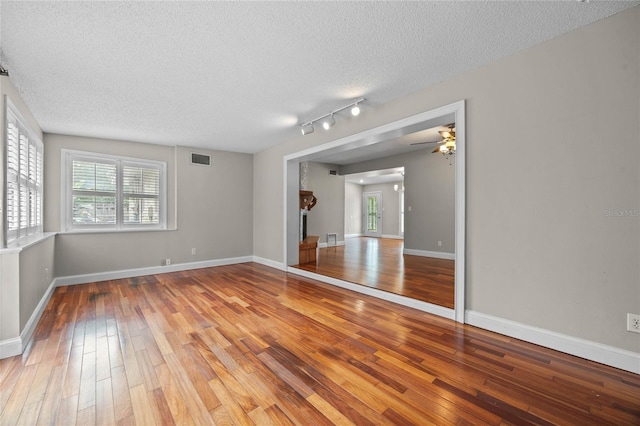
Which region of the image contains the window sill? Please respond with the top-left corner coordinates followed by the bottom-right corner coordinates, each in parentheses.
top-left (0, 232), bottom-right (57, 254)
top-left (58, 228), bottom-right (177, 236)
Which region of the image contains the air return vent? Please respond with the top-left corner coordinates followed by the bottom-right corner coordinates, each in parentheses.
top-left (190, 152), bottom-right (211, 166)
top-left (329, 170), bottom-right (337, 175)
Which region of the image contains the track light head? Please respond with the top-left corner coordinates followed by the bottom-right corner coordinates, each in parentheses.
top-left (351, 103), bottom-right (360, 116)
top-left (322, 115), bottom-right (335, 130)
top-left (301, 123), bottom-right (314, 135)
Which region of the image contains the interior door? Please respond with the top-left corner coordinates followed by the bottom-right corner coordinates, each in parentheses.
top-left (363, 191), bottom-right (382, 237)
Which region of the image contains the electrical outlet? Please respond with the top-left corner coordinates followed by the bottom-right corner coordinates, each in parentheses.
top-left (438, 241), bottom-right (442, 247)
top-left (166, 258), bottom-right (172, 265)
top-left (191, 248), bottom-right (196, 255)
top-left (627, 313), bottom-right (640, 333)
top-left (161, 259), bottom-right (166, 266)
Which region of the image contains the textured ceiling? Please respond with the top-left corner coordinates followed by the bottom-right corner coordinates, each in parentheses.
top-left (1, 1), bottom-right (638, 154)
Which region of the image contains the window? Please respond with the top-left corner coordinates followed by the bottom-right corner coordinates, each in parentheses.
top-left (5, 102), bottom-right (43, 244)
top-left (62, 150), bottom-right (166, 232)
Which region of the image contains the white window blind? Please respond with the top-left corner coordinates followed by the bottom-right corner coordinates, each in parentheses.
top-left (5, 104), bottom-right (43, 244)
top-left (63, 150), bottom-right (166, 232)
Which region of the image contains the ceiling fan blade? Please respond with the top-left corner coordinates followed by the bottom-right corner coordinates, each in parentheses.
top-left (410, 140), bottom-right (441, 146)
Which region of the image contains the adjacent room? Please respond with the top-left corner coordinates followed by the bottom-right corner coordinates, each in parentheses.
top-left (1, 2), bottom-right (639, 425)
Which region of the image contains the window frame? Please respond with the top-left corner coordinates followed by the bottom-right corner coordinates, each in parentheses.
top-left (61, 149), bottom-right (167, 233)
top-left (4, 99), bottom-right (43, 244)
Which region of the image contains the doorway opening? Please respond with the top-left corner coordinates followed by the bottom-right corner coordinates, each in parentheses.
top-left (283, 100), bottom-right (465, 323)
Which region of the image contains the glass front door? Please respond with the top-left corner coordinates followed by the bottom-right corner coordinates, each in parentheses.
top-left (363, 191), bottom-right (382, 237)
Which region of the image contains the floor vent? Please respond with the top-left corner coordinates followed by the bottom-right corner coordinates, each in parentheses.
top-left (191, 152), bottom-right (211, 166)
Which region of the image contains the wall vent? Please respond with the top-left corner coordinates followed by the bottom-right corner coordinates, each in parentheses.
top-left (329, 170), bottom-right (337, 175)
top-left (190, 152), bottom-right (211, 166)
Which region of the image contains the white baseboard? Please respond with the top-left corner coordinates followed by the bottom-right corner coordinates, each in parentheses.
top-left (0, 278), bottom-right (57, 359)
top-left (345, 233), bottom-right (362, 238)
top-left (54, 256), bottom-right (254, 287)
top-left (252, 256), bottom-right (286, 271)
top-left (465, 310), bottom-right (640, 375)
top-left (382, 234), bottom-right (404, 240)
top-left (403, 248), bottom-right (455, 260)
top-left (0, 337), bottom-right (22, 359)
top-left (287, 267), bottom-right (454, 320)
top-left (318, 241), bottom-right (345, 248)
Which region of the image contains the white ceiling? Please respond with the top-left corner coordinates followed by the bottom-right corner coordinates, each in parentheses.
top-left (1, 1), bottom-right (637, 154)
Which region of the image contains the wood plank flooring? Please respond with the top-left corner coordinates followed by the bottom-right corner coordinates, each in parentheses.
top-left (294, 237), bottom-right (455, 308)
top-left (1, 262), bottom-right (639, 425)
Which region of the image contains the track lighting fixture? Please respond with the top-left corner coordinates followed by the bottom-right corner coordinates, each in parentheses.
top-left (322, 115), bottom-right (335, 130)
top-left (301, 123), bottom-right (314, 135)
top-left (300, 98), bottom-right (365, 136)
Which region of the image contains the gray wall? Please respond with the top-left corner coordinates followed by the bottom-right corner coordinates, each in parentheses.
top-left (44, 135), bottom-right (253, 276)
top-left (253, 7), bottom-right (640, 353)
top-left (404, 149), bottom-right (455, 253)
top-left (344, 182), bottom-right (363, 236)
top-left (306, 162), bottom-right (345, 244)
top-left (19, 237), bottom-right (55, 330)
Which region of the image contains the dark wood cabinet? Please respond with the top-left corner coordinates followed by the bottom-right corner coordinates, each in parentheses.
top-left (299, 235), bottom-right (319, 264)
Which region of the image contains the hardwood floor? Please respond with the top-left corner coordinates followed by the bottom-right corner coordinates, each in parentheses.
top-left (1, 263), bottom-right (639, 425)
top-left (294, 237), bottom-right (455, 308)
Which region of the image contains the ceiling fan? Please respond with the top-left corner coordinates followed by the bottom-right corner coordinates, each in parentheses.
top-left (410, 124), bottom-right (456, 152)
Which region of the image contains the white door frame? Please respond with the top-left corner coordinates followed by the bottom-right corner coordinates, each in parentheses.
top-left (283, 100), bottom-right (466, 323)
top-left (363, 191), bottom-right (382, 237)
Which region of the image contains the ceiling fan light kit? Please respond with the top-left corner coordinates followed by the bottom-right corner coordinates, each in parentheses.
top-left (410, 123), bottom-right (456, 162)
top-left (300, 98), bottom-right (365, 135)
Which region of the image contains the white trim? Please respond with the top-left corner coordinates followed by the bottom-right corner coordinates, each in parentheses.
top-left (318, 241), bottom-right (345, 248)
top-left (345, 233), bottom-right (362, 238)
top-left (54, 256), bottom-right (253, 287)
top-left (288, 267), bottom-right (454, 320)
top-left (19, 279), bottom-right (56, 350)
top-left (0, 337), bottom-right (22, 359)
top-left (60, 149), bottom-right (168, 233)
top-left (466, 310), bottom-right (640, 375)
top-left (454, 101), bottom-right (466, 323)
top-left (381, 234), bottom-right (404, 240)
top-left (0, 232), bottom-right (56, 254)
top-left (403, 248), bottom-right (455, 260)
top-left (0, 278), bottom-right (56, 359)
top-left (252, 256), bottom-right (286, 271)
